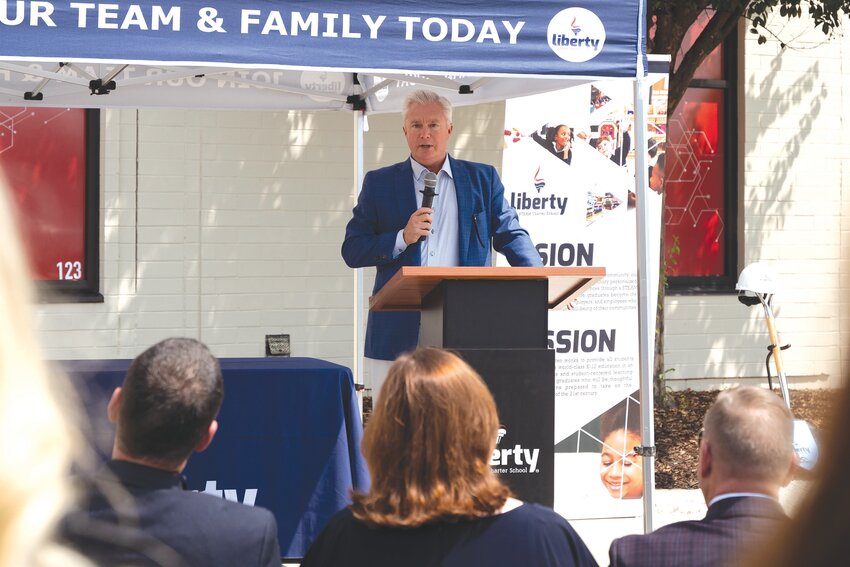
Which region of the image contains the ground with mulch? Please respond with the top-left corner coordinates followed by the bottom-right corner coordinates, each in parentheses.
top-left (655, 389), bottom-right (836, 489)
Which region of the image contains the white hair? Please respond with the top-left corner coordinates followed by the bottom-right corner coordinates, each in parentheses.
top-left (402, 89), bottom-right (453, 124)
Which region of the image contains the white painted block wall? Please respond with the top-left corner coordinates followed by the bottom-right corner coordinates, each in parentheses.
top-left (31, 103), bottom-right (506, 380)
top-left (34, 108), bottom-right (356, 363)
top-left (663, 19), bottom-right (849, 389)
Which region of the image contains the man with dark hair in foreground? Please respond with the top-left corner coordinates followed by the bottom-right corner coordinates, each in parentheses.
top-left (608, 386), bottom-right (797, 567)
top-left (65, 337), bottom-right (281, 567)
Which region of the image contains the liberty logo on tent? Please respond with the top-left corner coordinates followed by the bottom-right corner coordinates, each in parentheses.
top-left (547, 8), bottom-right (606, 64)
top-left (300, 70), bottom-right (347, 102)
top-left (570, 17), bottom-right (581, 36)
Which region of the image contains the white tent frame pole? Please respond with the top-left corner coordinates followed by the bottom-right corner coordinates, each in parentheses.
top-left (633, 75), bottom-right (656, 534)
top-left (0, 62), bottom-right (90, 86)
top-left (353, 110), bottom-right (365, 388)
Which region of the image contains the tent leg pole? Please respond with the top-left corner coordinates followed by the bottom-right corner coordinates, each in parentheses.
top-left (354, 111), bottom-right (366, 393)
top-left (633, 75), bottom-right (656, 534)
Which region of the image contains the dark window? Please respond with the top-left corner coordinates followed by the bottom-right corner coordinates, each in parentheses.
top-left (665, 22), bottom-right (738, 293)
top-left (0, 108), bottom-right (101, 302)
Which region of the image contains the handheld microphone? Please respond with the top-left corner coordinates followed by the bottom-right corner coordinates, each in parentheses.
top-left (421, 172), bottom-right (438, 208)
top-left (418, 172), bottom-right (438, 243)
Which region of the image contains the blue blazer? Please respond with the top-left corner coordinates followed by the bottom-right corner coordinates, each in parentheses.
top-left (342, 156), bottom-right (542, 360)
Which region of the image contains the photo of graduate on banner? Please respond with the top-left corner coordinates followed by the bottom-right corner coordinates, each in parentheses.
top-left (557, 392), bottom-right (643, 500)
top-left (554, 392), bottom-right (644, 519)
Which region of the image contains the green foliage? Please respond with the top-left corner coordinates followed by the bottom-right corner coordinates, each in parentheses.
top-left (647, 0), bottom-right (850, 114)
top-left (667, 234), bottom-right (680, 272)
top-left (746, 0), bottom-right (850, 41)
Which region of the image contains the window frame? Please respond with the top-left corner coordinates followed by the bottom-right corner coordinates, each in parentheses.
top-left (37, 109), bottom-right (102, 303)
top-left (667, 31), bottom-right (739, 295)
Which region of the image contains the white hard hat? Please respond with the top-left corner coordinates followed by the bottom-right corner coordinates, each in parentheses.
top-left (736, 262), bottom-right (779, 295)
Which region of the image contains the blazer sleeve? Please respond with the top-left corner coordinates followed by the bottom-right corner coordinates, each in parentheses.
top-left (341, 170), bottom-right (403, 269)
top-left (486, 166), bottom-right (543, 267)
top-left (608, 536), bottom-right (632, 567)
top-left (259, 511), bottom-right (282, 567)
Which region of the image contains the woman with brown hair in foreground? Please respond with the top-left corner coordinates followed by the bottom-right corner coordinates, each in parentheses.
top-left (302, 347), bottom-right (597, 567)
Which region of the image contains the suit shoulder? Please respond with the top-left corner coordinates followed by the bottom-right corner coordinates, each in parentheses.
top-left (635, 516), bottom-right (708, 538)
top-left (178, 491), bottom-right (277, 527)
top-left (613, 518), bottom-right (699, 544)
top-left (451, 158), bottom-right (497, 175)
top-left (609, 518), bottom-right (715, 558)
top-left (365, 161), bottom-right (408, 179)
top-left (360, 161), bottom-right (408, 197)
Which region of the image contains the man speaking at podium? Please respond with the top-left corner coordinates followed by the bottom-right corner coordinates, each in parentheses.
top-left (342, 89), bottom-right (542, 395)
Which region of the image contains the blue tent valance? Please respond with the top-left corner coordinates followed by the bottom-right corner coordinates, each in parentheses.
top-left (0, 0), bottom-right (646, 78)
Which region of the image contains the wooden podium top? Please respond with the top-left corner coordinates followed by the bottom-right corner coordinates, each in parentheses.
top-left (369, 266), bottom-right (605, 312)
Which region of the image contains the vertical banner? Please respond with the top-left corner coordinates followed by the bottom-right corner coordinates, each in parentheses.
top-left (502, 74), bottom-right (668, 519)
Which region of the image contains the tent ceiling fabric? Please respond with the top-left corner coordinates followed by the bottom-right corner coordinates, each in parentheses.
top-left (0, 0), bottom-right (646, 110)
top-left (0, 62), bottom-right (597, 111)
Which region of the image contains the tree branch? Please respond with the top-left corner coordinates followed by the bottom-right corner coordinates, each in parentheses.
top-left (666, 5), bottom-right (746, 113)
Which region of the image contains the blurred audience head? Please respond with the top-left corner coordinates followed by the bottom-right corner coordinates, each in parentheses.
top-left (699, 386), bottom-right (795, 503)
top-left (0, 180), bottom-right (89, 566)
top-left (351, 347), bottom-right (510, 527)
top-left (110, 337), bottom-right (223, 472)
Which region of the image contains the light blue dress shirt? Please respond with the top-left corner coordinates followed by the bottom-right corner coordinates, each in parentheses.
top-left (393, 157), bottom-right (460, 267)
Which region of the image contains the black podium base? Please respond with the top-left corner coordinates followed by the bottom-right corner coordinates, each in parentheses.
top-left (419, 279), bottom-right (548, 349)
top-left (454, 348), bottom-right (554, 507)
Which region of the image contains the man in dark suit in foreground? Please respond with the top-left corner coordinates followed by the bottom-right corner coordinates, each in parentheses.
top-left (608, 386), bottom-right (796, 567)
top-left (65, 337), bottom-right (281, 567)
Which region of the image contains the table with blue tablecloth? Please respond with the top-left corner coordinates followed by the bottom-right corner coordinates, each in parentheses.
top-left (62, 357), bottom-right (370, 559)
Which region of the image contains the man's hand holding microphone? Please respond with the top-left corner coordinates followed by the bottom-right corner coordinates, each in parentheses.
top-left (403, 172), bottom-right (438, 245)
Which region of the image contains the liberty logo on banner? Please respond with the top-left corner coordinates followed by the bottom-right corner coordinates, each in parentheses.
top-left (534, 166), bottom-right (546, 193)
top-left (490, 425), bottom-right (541, 474)
top-left (547, 7), bottom-right (606, 63)
top-left (199, 480), bottom-right (258, 506)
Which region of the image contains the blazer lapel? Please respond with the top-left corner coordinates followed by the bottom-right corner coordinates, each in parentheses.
top-left (395, 160), bottom-right (421, 265)
top-left (450, 156), bottom-right (474, 265)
